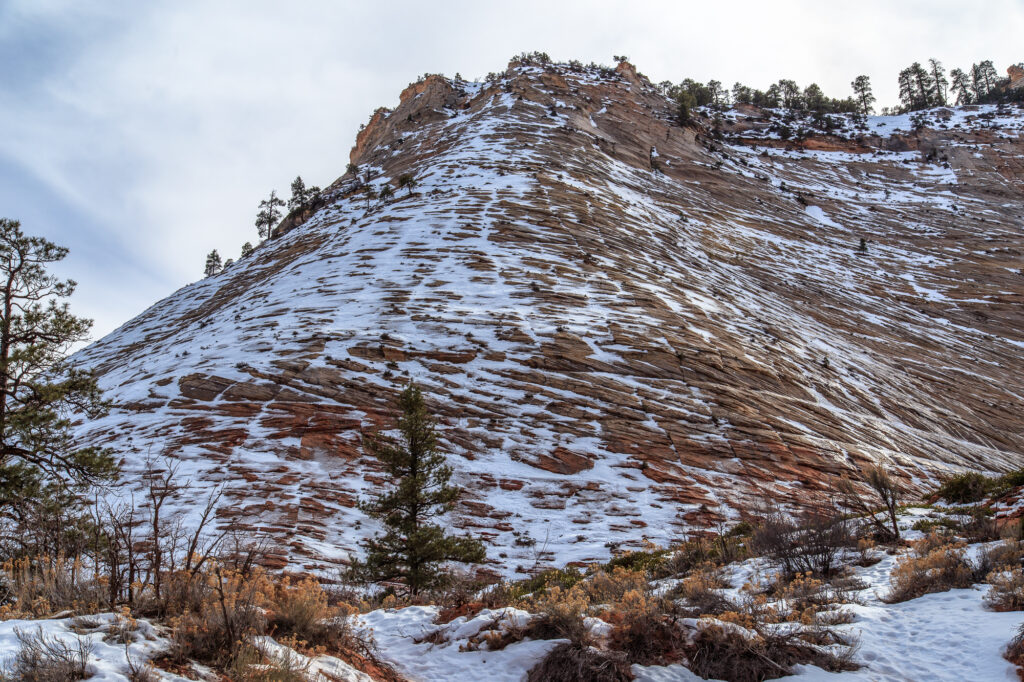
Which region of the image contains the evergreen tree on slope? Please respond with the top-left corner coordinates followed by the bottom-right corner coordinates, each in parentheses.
top-left (352, 383), bottom-right (485, 595)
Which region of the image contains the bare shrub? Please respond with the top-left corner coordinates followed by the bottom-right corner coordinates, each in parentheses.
top-left (751, 509), bottom-right (853, 579)
top-left (1006, 623), bottom-right (1024, 673)
top-left (526, 643), bottom-right (632, 682)
top-left (837, 464), bottom-right (903, 540)
top-left (124, 645), bottom-right (157, 682)
top-left (961, 508), bottom-right (1002, 543)
top-left (974, 539), bottom-right (1024, 581)
top-left (662, 530), bottom-right (748, 577)
top-left (685, 622), bottom-right (858, 682)
top-left (3, 627), bottom-right (93, 682)
top-left (884, 535), bottom-right (975, 603)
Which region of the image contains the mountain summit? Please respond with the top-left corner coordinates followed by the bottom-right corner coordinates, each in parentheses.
top-left (73, 57), bottom-right (1024, 575)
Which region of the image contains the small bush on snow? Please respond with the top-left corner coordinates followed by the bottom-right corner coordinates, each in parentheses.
top-left (525, 643), bottom-right (632, 682)
top-left (1005, 623), bottom-right (1024, 673)
top-left (985, 568), bottom-right (1024, 611)
top-left (684, 620), bottom-right (858, 682)
top-left (2, 627), bottom-right (92, 682)
top-left (884, 534), bottom-right (975, 603)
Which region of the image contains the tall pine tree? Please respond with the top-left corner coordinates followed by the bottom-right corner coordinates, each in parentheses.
top-left (255, 190), bottom-right (285, 241)
top-left (204, 249), bottom-right (222, 277)
top-left (950, 69), bottom-right (972, 104)
top-left (352, 383), bottom-right (485, 595)
top-left (0, 218), bottom-right (115, 519)
top-left (851, 75), bottom-right (876, 116)
top-left (928, 58), bottom-right (948, 106)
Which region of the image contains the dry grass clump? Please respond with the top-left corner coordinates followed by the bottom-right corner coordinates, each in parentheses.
top-left (0, 557), bottom-right (105, 620)
top-left (2, 627), bottom-right (93, 682)
top-left (673, 563), bottom-right (736, 616)
top-left (166, 566), bottom-right (271, 668)
top-left (884, 534), bottom-right (975, 603)
top-left (162, 567), bottom-right (397, 682)
top-left (521, 584), bottom-right (592, 644)
top-left (985, 569), bottom-right (1024, 612)
top-left (525, 643), bottom-right (632, 682)
top-left (583, 567), bottom-right (648, 606)
top-left (605, 590), bottom-right (686, 666)
top-left (224, 643), bottom-right (310, 682)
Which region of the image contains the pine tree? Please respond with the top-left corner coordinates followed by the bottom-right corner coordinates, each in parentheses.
top-left (851, 75), bottom-right (876, 116)
top-left (352, 383), bottom-right (485, 595)
top-left (0, 218), bottom-right (116, 516)
top-left (240, 241), bottom-right (254, 258)
top-left (363, 185), bottom-right (377, 211)
top-left (928, 58), bottom-right (948, 106)
top-left (911, 62), bottom-right (934, 109)
top-left (255, 190), bottom-right (285, 241)
top-left (288, 176), bottom-right (307, 212)
top-left (204, 249), bottom-right (222, 277)
top-left (950, 69), bottom-right (973, 105)
top-left (379, 184), bottom-right (394, 202)
top-left (288, 176), bottom-right (321, 212)
top-left (969, 61), bottom-right (999, 102)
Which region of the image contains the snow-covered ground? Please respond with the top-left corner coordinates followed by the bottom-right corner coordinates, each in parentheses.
top-left (2, 510), bottom-right (1022, 681)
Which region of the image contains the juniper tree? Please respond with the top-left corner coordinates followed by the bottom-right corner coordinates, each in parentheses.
top-left (776, 79), bottom-right (802, 109)
top-left (352, 383), bottom-right (485, 595)
top-left (397, 174), bottom-right (418, 196)
top-left (240, 241), bottom-right (254, 258)
top-left (255, 190), bottom-right (285, 241)
top-left (0, 218), bottom-right (115, 523)
top-left (803, 83), bottom-right (826, 112)
top-left (378, 184), bottom-right (394, 202)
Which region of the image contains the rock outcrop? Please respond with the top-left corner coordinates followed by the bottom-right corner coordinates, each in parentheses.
top-left (72, 60), bottom-right (1024, 576)
top-left (1009, 64), bottom-right (1024, 90)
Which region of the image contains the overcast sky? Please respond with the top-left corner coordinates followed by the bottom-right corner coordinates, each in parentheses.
top-left (2, 0), bottom-right (1022, 341)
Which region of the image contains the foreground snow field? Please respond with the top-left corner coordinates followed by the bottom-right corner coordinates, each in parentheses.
top-left (5, 511), bottom-right (1021, 682)
top-left (360, 537), bottom-right (1024, 682)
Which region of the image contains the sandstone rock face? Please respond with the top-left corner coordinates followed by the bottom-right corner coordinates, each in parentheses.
top-left (1009, 65), bottom-right (1024, 90)
top-left (72, 61), bottom-right (1024, 577)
